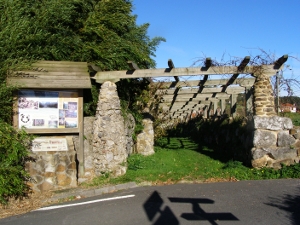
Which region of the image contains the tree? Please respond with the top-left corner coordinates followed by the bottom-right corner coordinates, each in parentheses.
top-left (0, 0), bottom-right (165, 204)
top-left (0, 0), bottom-right (164, 80)
top-left (0, 0), bottom-right (165, 118)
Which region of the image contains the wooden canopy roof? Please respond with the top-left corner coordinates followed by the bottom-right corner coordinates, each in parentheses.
top-left (7, 61), bottom-right (91, 89)
top-left (92, 55), bottom-right (287, 119)
top-left (6, 55), bottom-right (287, 119)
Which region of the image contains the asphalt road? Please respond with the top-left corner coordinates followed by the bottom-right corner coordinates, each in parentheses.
top-left (1, 179), bottom-right (299, 225)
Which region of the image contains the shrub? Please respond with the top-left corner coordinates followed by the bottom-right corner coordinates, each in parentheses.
top-left (0, 121), bottom-right (34, 205)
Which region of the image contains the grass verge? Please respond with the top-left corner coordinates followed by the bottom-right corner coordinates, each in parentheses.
top-left (82, 137), bottom-right (300, 187)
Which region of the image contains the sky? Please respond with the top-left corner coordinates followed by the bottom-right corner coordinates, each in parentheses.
top-left (132, 0), bottom-right (300, 96)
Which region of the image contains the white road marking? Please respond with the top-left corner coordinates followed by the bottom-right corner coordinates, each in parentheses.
top-left (33, 194), bottom-right (135, 211)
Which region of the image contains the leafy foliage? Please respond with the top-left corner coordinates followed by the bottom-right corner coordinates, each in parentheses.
top-left (0, 122), bottom-right (34, 205)
top-left (1, 0), bottom-right (165, 114)
top-left (0, 0), bottom-right (165, 204)
top-left (0, 83), bottom-right (18, 124)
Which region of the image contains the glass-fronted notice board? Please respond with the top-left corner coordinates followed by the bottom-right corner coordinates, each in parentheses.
top-left (18, 90), bottom-right (79, 129)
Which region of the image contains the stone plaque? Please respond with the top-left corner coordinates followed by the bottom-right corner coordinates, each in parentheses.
top-left (32, 138), bottom-right (68, 151)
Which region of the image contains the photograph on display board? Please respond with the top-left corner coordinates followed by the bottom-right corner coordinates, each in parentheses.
top-left (32, 119), bottom-right (45, 127)
top-left (65, 120), bottom-right (77, 128)
top-left (65, 110), bottom-right (77, 118)
top-left (68, 102), bottom-right (77, 110)
top-left (38, 100), bottom-right (58, 109)
top-left (63, 102), bottom-right (69, 110)
top-left (18, 97), bottom-right (39, 110)
top-left (48, 120), bottom-right (58, 128)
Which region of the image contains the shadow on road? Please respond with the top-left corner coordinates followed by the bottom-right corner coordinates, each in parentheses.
top-left (265, 187), bottom-right (300, 225)
top-left (143, 190), bottom-right (238, 225)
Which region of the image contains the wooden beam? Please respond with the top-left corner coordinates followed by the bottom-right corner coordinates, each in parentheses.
top-left (220, 56), bottom-right (251, 93)
top-left (205, 57), bottom-right (212, 68)
top-left (168, 59), bottom-right (175, 69)
top-left (88, 64), bottom-right (101, 72)
top-left (92, 65), bottom-right (276, 83)
top-left (127, 61), bottom-right (139, 70)
top-left (238, 56), bottom-right (250, 71)
top-left (168, 59), bottom-right (179, 82)
top-left (154, 78), bottom-right (255, 89)
top-left (157, 86), bottom-right (245, 95)
top-left (274, 55), bottom-right (288, 69)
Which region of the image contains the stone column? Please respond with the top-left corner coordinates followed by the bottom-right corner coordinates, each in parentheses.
top-left (253, 74), bottom-right (276, 117)
top-left (93, 81), bottom-right (127, 177)
top-left (136, 118), bottom-right (155, 156)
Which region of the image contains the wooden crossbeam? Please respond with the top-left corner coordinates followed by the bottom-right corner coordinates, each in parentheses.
top-left (274, 55), bottom-right (288, 69)
top-left (205, 57), bottom-right (212, 68)
top-left (93, 65), bottom-right (277, 83)
top-left (168, 59), bottom-right (179, 82)
top-left (237, 56), bottom-right (250, 71)
top-left (127, 61), bottom-right (139, 70)
top-left (154, 78), bottom-right (255, 89)
top-left (157, 86), bottom-right (244, 95)
top-left (168, 59), bottom-right (175, 69)
top-left (219, 56), bottom-right (251, 94)
top-left (127, 61), bottom-right (152, 83)
top-left (88, 64), bottom-right (101, 72)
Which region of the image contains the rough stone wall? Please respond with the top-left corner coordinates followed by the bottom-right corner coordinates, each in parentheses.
top-left (93, 81), bottom-right (128, 176)
top-left (253, 74), bottom-right (277, 116)
top-left (251, 116), bottom-right (300, 168)
top-left (136, 118), bottom-right (155, 156)
top-left (26, 136), bottom-right (77, 192)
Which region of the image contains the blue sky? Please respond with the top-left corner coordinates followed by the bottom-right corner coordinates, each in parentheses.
top-left (132, 0), bottom-right (300, 95)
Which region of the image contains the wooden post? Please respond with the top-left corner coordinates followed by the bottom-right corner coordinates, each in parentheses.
top-left (78, 89), bottom-right (85, 177)
top-left (207, 102), bottom-right (213, 118)
top-left (220, 98), bottom-right (226, 115)
top-left (230, 94), bottom-right (237, 117)
top-left (213, 100), bottom-right (218, 116)
top-left (245, 86), bottom-right (253, 116)
top-left (203, 105), bottom-right (208, 118)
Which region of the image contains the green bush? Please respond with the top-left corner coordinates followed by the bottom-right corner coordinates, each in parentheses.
top-left (0, 121), bottom-right (34, 205)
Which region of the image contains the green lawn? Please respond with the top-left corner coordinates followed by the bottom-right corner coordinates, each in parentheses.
top-left (282, 112), bottom-right (300, 126)
top-left (84, 137), bottom-right (300, 187)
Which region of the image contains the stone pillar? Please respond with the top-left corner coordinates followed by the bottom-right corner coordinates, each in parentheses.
top-left (93, 81), bottom-right (127, 177)
top-left (136, 118), bottom-right (155, 156)
top-left (253, 74), bottom-right (276, 117)
top-left (251, 116), bottom-right (299, 168)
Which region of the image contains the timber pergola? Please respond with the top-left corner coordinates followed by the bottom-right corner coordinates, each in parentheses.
top-left (92, 55), bottom-right (287, 120)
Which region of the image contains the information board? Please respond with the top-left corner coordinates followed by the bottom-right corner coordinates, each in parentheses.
top-left (18, 90), bottom-right (78, 129)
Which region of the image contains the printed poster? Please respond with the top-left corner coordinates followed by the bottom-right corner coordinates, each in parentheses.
top-left (18, 90), bottom-right (78, 129)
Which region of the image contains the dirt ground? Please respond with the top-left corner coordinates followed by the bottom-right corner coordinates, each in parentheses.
top-left (0, 192), bottom-right (54, 219)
